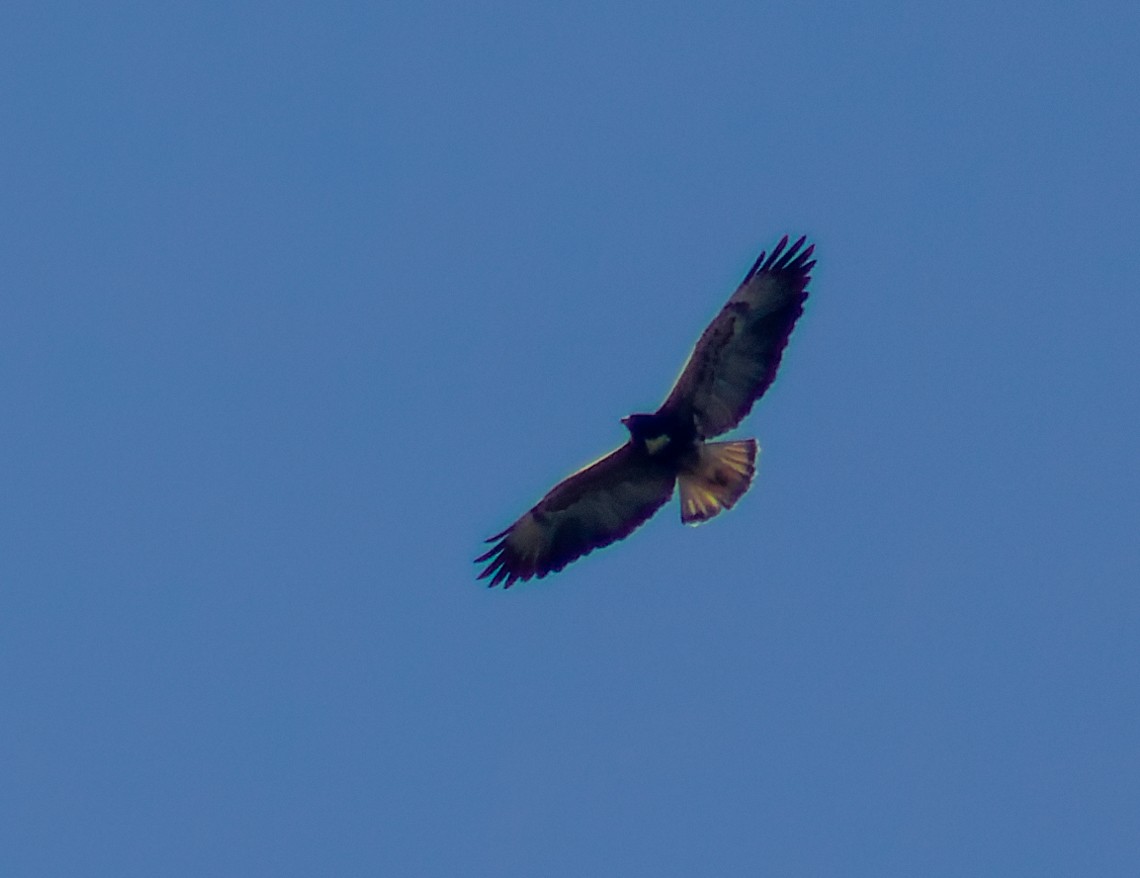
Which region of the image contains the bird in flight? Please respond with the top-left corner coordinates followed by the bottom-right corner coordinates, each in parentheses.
top-left (477, 235), bottom-right (814, 587)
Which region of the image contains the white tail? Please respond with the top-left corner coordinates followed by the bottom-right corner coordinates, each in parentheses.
top-left (678, 439), bottom-right (758, 524)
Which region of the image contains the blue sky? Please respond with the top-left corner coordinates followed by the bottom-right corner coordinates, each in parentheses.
top-left (4, 1), bottom-right (1139, 875)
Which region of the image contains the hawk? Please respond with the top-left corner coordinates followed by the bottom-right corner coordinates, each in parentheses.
top-left (477, 235), bottom-right (814, 587)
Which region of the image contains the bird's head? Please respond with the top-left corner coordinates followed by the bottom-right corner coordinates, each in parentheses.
top-left (621, 413), bottom-right (668, 442)
top-left (622, 412), bottom-right (677, 455)
top-left (621, 413), bottom-right (651, 438)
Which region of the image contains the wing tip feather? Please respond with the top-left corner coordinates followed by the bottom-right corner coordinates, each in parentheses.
top-left (746, 234), bottom-right (814, 281)
top-left (475, 524), bottom-right (545, 589)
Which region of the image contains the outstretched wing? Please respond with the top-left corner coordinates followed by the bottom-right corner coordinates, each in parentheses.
top-left (476, 444), bottom-right (677, 588)
top-left (659, 236), bottom-right (814, 438)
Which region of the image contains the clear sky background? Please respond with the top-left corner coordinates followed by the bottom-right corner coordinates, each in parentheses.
top-left (3, 2), bottom-right (1139, 875)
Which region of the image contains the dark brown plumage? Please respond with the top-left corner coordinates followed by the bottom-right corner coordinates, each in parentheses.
top-left (477, 235), bottom-right (814, 587)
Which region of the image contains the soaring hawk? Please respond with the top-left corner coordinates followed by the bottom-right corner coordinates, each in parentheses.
top-left (477, 235), bottom-right (814, 587)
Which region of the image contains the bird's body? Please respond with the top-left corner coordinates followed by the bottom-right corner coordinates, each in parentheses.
top-left (477, 235), bottom-right (814, 587)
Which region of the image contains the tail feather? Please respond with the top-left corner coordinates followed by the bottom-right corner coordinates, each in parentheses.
top-left (678, 439), bottom-right (758, 524)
